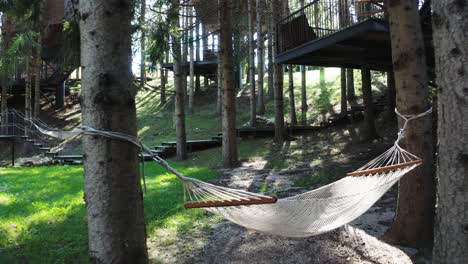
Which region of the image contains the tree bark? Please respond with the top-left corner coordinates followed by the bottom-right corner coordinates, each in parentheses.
top-left (386, 71), bottom-right (396, 121)
top-left (300, 65), bottom-right (307, 125)
top-left (432, 0), bottom-right (468, 262)
top-left (298, 0), bottom-right (307, 125)
top-left (256, 0), bottom-right (265, 115)
top-left (288, 65), bottom-right (297, 125)
top-left (272, 0), bottom-right (285, 142)
top-left (195, 21), bottom-right (200, 95)
top-left (182, 6), bottom-right (189, 103)
top-left (216, 26), bottom-right (222, 115)
top-left (34, 0), bottom-right (44, 118)
top-left (172, 0), bottom-right (188, 160)
top-left (25, 57), bottom-right (32, 120)
top-left (160, 61), bottom-right (166, 104)
top-left (267, 10), bottom-right (274, 101)
top-left (220, 0), bottom-right (239, 168)
top-left (79, 0), bottom-right (148, 262)
top-left (340, 68), bottom-right (347, 115)
top-left (1, 15), bottom-right (12, 132)
top-left (248, 0), bottom-right (256, 127)
top-left (202, 23), bottom-right (209, 88)
top-left (139, 0), bottom-right (146, 88)
top-left (361, 68), bottom-right (377, 140)
top-left (383, 0), bottom-right (435, 251)
top-left (188, 10), bottom-right (195, 115)
top-left (346, 68), bottom-right (355, 103)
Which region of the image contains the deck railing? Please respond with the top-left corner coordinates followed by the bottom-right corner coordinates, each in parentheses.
top-left (277, 0), bottom-right (385, 54)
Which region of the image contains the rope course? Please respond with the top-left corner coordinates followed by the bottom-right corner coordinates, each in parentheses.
top-left (0, 107), bottom-right (432, 237)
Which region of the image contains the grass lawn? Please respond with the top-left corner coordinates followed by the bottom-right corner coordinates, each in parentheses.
top-left (0, 138), bottom-right (279, 263)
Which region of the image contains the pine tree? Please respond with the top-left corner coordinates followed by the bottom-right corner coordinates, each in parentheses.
top-left (383, 0), bottom-right (435, 250)
top-left (432, 0), bottom-right (468, 262)
top-left (79, 0), bottom-right (148, 261)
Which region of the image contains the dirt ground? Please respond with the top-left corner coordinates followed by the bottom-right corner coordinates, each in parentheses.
top-left (147, 123), bottom-right (430, 264)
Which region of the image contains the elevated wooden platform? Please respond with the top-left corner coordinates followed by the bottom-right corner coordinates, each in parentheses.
top-left (276, 19), bottom-right (392, 71)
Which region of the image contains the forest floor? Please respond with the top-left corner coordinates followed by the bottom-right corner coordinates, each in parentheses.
top-left (147, 123), bottom-right (429, 264)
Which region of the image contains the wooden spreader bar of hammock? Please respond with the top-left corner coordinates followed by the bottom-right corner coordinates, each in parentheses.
top-left (346, 160), bottom-right (423, 177)
top-left (184, 195), bottom-right (278, 209)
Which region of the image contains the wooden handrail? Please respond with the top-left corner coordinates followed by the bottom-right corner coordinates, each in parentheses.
top-left (184, 196), bottom-right (278, 209)
top-left (347, 160), bottom-right (423, 177)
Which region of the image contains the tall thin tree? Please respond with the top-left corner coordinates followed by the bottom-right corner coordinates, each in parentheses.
top-left (1, 15), bottom-right (12, 132)
top-left (139, 0), bottom-right (146, 88)
top-left (219, 0), bottom-right (239, 168)
top-left (431, 0), bottom-right (468, 262)
top-left (188, 7), bottom-right (195, 114)
top-left (216, 20), bottom-right (222, 115)
top-left (288, 65), bottom-right (297, 125)
top-left (383, 0), bottom-right (435, 250)
top-left (347, 69), bottom-right (355, 103)
top-left (267, 7), bottom-right (274, 100)
top-left (340, 68), bottom-right (347, 115)
top-left (248, 0), bottom-right (256, 126)
top-left (361, 68), bottom-right (377, 139)
top-left (79, 0), bottom-right (148, 261)
top-left (300, 0), bottom-right (307, 125)
top-left (256, 0), bottom-right (265, 115)
top-left (33, 0), bottom-right (44, 117)
top-left (172, 0), bottom-right (188, 160)
top-left (272, 0), bottom-right (285, 142)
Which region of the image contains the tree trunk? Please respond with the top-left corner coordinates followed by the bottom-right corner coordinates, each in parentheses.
top-left (140, 0), bottom-right (146, 88)
top-left (386, 71), bottom-right (396, 121)
top-left (188, 13), bottom-right (195, 115)
top-left (195, 22), bottom-right (200, 95)
top-left (300, 65), bottom-right (307, 125)
top-left (25, 57), bottom-right (32, 120)
top-left (340, 68), bottom-right (347, 115)
top-left (216, 35), bottom-right (222, 115)
top-left (288, 65), bottom-right (297, 125)
top-left (1, 15), bottom-right (12, 132)
top-left (220, 0), bottom-right (239, 168)
top-left (79, 0), bottom-right (148, 262)
top-left (346, 68), bottom-right (355, 103)
top-left (432, 1), bottom-right (468, 262)
top-left (256, 0), bottom-right (265, 115)
top-left (182, 6), bottom-right (189, 103)
top-left (299, 0), bottom-right (307, 124)
top-left (248, 0), bottom-right (256, 126)
top-left (267, 13), bottom-right (274, 100)
top-left (361, 68), bottom-right (377, 140)
top-left (34, 0), bottom-right (44, 118)
top-left (160, 64), bottom-right (166, 104)
top-left (383, 0), bottom-right (435, 251)
top-left (272, 0), bottom-right (285, 142)
top-left (172, 1), bottom-right (188, 160)
top-left (202, 24), bottom-right (209, 88)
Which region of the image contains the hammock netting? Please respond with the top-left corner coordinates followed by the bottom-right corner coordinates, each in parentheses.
top-left (0, 108), bottom-right (428, 238)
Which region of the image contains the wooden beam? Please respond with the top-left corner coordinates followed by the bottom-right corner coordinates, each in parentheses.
top-left (347, 160), bottom-right (423, 177)
top-left (184, 195), bottom-right (278, 209)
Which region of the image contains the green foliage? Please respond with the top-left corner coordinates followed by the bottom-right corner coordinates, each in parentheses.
top-left (146, 0), bottom-right (180, 70)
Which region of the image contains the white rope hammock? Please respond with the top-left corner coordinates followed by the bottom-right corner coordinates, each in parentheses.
top-left (0, 108), bottom-right (432, 237)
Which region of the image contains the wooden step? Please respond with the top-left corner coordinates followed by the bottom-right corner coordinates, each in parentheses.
top-left (53, 155), bottom-right (83, 161)
top-left (39, 147), bottom-right (51, 151)
top-left (45, 152), bottom-right (59, 157)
